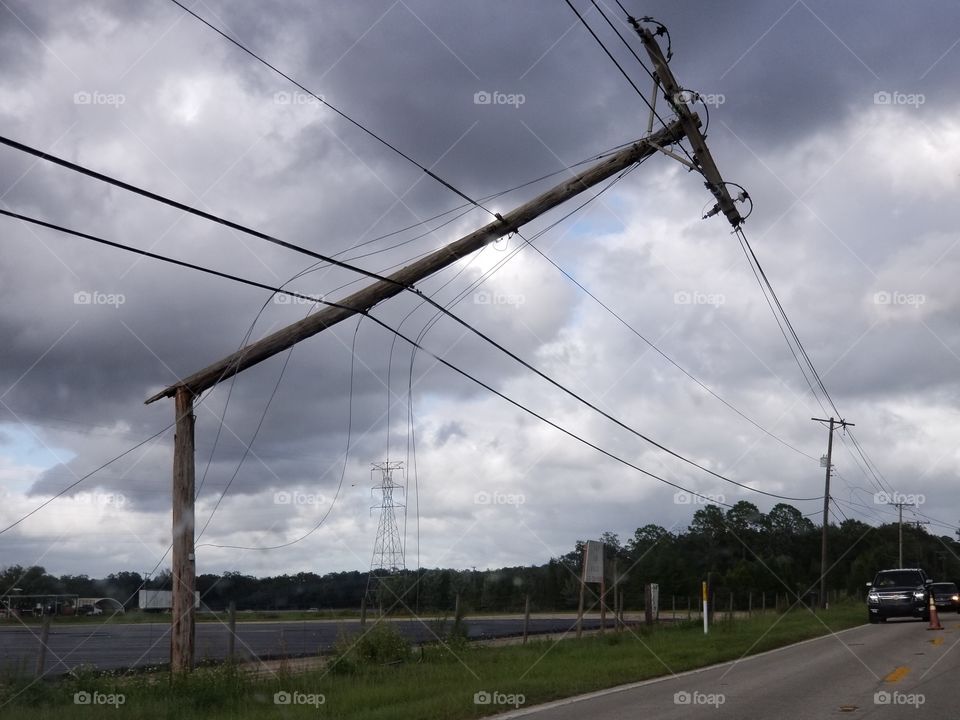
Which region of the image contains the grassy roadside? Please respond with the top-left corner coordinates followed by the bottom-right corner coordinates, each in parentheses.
top-left (0, 603), bottom-right (864, 719)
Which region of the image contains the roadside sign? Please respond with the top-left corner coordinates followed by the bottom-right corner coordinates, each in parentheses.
top-left (583, 540), bottom-right (604, 583)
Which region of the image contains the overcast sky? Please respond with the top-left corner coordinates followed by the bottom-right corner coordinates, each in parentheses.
top-left (1, 0), bottom-right (959, 581)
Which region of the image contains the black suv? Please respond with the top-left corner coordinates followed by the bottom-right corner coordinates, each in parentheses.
top-left (929, 582), bottom-right (960, 614)
top-left (866, 568), bottom-right (932, 623)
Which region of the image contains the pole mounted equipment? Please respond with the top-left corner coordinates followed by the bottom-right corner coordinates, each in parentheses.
top-left (635, 24), bottom-right (746, 229)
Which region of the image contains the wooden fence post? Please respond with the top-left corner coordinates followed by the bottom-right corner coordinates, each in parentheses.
top-left (227, 601), bottom-right (237, 662)
top-left (35, 615), bottom-right (51, 677)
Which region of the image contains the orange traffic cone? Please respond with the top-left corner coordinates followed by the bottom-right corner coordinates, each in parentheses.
top-left (927, 594), bottom-right (943, 631)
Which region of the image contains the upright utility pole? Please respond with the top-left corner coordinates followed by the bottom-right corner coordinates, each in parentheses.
top-left (148, 116), bottom-right (695, 673)
top-left (171, 387), bottom-right (196, 673)
top-left (812, 417), bottom-right (853, 609)
top-left (891, 501), bottom-right (905, 567)
top-left (888, 505), bottom-right (927, 566)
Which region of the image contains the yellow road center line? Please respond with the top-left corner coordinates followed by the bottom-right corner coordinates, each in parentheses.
top-left (885, 666), bottom-right (910, 683)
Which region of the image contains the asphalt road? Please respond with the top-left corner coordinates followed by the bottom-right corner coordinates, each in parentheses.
top-left (0, 615), bottom-right (616, 675)
top-left (497, 614), bottom-right (960, 719)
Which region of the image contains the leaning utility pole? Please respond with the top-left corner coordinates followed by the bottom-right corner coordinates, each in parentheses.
top-left (637, 27), bottom-right (744, 227)
top-left (147, 115), bottom-right (695, 673)
top-left (812, 417), bottom-right (853, 608)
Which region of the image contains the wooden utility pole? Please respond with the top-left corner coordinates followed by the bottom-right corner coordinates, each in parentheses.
top-left (147, 117), bottom-right (693, 672)
top-left (894, 501), bottom-right (904, 567)
top-left (599, 572), bottom-right (607, 635)
top-left (227, 601), bottom-right (237, 663)
top-left (145, 119), bottom-right (690, 405)
top-left (638, 28), bottom-right (743, 228)
top-left (35, 615), bottom-right (51, 677)
top-left (171, 387), bottom-right (196, 674)
top-left (576, 543), bottom-right (587, 639)
top-left (522, 594), bottom-right (530, 645)
top-left (812, 417), bottom-right (853, 609)
top-left (888, 505), bottom-right (927, 566)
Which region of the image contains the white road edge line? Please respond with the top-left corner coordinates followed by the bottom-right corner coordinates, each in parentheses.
top-left (492, 623), bottom-right (867, 718)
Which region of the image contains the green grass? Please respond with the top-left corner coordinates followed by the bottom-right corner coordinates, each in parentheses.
top-left (0, 604), bottom-right (864, 719)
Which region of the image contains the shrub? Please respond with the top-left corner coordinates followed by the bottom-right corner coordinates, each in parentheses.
top-left (329, 622), bottom-right (411, 675)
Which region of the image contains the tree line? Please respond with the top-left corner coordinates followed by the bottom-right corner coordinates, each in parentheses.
top-left (3, 502), bottom-right (957, 613)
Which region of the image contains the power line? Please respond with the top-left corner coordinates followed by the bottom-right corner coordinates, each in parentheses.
top-left (736, 227), bottom-right (838, 417)
top-left (195, 342), bottom-right (295, 542)
top-left (0, 423), bottom-right (173, 536)
top-left (845, 430), bottom-right (895, 495)
top-left (315, 139), bottom-right (642, 272)
top-left (0, 142), bottom-right (823, 503)
top-left (385, 162), bottom-right (641, 476)
top-left (830, 497), bottom-right (849, 523)
top-left (734, 229), bottom-right (828, 417)
top-left (360, 173), bottom-right (823, 500)
top-left (565, 8), bottom-right (824, 477)
top-left (166, 0), bottom-right (487, 216)
top-left (833, 433), bottom-right (888, 497)
top-left (564, 1), bottom-right (699, 170)
top-left (3, 185), bottom-right (821, 506)
top-left (564, 0), bottom-right (649, 104)
top-left (198, 317), bottom-right (364, 551)
top-left (528, 241), bottom-right (818, 461)
top-left (0, 208), bottom-right (745, 509)
top-left (0, 135), bottom-right (428, 292)
top-left (312, 142), bottom-right (641, 300)
top-left (732, 224), bottom-right (909, 522)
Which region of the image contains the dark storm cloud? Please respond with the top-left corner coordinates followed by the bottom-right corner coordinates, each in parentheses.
top-left (2, 0), bottom-right (960, 576)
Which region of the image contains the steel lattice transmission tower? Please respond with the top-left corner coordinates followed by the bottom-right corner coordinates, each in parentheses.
top-left (364, 461), bottom-right (406, 614)
top-left (369, 460), bottom-right (406, 572)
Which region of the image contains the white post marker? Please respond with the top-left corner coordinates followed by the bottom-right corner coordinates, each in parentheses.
top-left (702, 581), bottom-right (709, 634)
